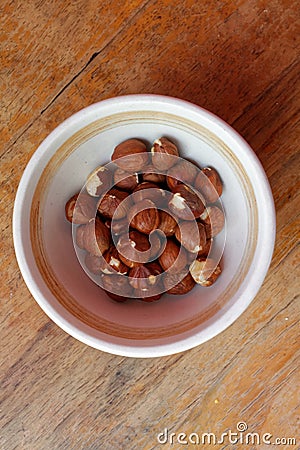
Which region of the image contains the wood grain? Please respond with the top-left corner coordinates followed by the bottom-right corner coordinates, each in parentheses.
top-left (1, 0), bottom-right (299, 449)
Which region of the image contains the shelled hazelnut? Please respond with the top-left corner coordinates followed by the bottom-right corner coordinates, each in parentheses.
top-left (65, 135), bottom-right (224, 303)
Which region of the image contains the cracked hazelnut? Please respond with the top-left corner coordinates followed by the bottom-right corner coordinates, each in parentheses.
top-left (158, 211), bottom-right (178, 236)
top-left (200, 206), bottom-right (225, 238)
top-left (117, 230), bottom-right (151, 268)
top-left (164, 272), bottom-right (195, 295)
top-left (97, 188), bottom-right (130, 220)
top-left (175, 221), bottom-right (207, 254)
top-left (189, 258), bottom-right (222, 286)
top-left (102, 245), bottom-right (128, 275)
top-left (83, 218), bottom-right (111, 257)
top-left (195, 167), bottom-right (223, 203)
top-left (86, 164), bottom-right (113, 197)
top-left (168, 184), bottom-right (205, 220)
top-left (114, 167), bottom-right (139, 191)
top-left (111, 138), bottom-right (148, 171)
top-left (158, 239), bottom-right (188, 273)
top-left (129, 199), bottom-right (160, 235)
top-left (65, 193), bottom-right (96, 224)
top-left (150, 137), bottom-right (179, 170)
top-left (166, 159), bottom-right (198, 191)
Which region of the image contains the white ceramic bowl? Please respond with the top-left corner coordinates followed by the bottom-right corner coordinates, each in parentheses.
top-left (13, 95), bottom-right (275, 357)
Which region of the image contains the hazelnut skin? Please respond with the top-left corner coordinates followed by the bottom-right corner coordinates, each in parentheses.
top-left (168, 184), bottom-right (205, 220)
top-left (85, 164), bottom-right (113, 197)
top-left (114, 167), bottom-right (139, 191)
top-left (200, 206), bottom-right (225, 238)
top-left (97, 188), bottom-right (130, 220)
top-left (158, 239), bottom-right (188, 273)
top-left (132, 182), bottom-right (167, 205)
top-left (75, 224), bottom-right (86, 249)
top-left (158, 211), bottom-right (178, 237)
top-left (164, 272), bottom-right (195, 295)
top-left (151, 137), bottom-right (179, 170)
top-left (129, 199), bottom-right (160, 235)
top-left (189, 258), bottom-right (222, 286)
top-left (111, 139), bottom-right (149, 172)
top-left (65, 193), bottom-right (96, 224)
top-left (175, 221), bottom-right (207, 254)
top-left (83, 218), bottom-right (111, 257)
top-left (143, 165), bottom-right (166, 184)
top-left (166, 159), bottom-right (198, 191)
top-left (195, 167), bottom-right (223, 203)
top-left (84, 253), bottom-right (103, 274)
top-left (102, 245), bottom-right (128, 275)
top-left (117, 230), bottom-right (151, 268)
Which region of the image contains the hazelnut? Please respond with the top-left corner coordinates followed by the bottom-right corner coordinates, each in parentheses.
top-left (195, 167), bottom-right (223, 203)
top-left (114, 167), bottom-right (139, 191)
top-left (166, 159), bottom-right (198, 191)
top-left (129, 199), bottom-right (160, 235)
top-left (200, 206), bottom-right (225, 238)
top-left (168, 184), bottom-right (205, 220)
top-left (101, 273), bottom-right (133, 301)
top-left (129, 262), bottom-right (163, 300)
top-left (132, 182), bottom-right (167, 205)
top-left (149, 229), bottom-right (166, 260)
top-left (143, 165), bottom-right (166, 184)
top-left (164, 272), bottom-right (195, 295)
top-left (102, 245), bottom-right (128, 275)
top-left (175, 221), bottom-right (206, 254)
top-left (97, 188), bottom-right (130, 220)
top-left (65, 193), bottom-right (96, 224)
top-left (84, 253), bottom-right (102, 274)
top-left (158, 239), bottom-right (188, 273)
top-left (111, 138), bottom-right (148, 172)
top-left (197, 238), bottom-right (213, 257)
top-left (111, 217), bottom-right (129, 236)
top-left (158, 211), bottom-right (178, 236)
top-left (75, 224), bottom-right (86, 249)
top-left (86, 164), bottom-right (113, 197)
top-left (117, 230), bottom-right (151, 268)
top-left (83, 218), bottom-right (111, 257)
top-left (189, 258), bottom-right (222, 286)
top-left (151, 137), bottom-right (179, 170)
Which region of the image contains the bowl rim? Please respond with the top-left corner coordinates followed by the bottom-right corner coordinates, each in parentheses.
top-left (13, 94), bottom-right (276, 357)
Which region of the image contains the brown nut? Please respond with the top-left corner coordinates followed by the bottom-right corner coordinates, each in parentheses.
top-left (168, 184), bottom-right (205, 220)
top-left (114, 167), bottom-right (139, 191)
top-left (97, 188), bottom-right (130, 220)
top-left (129, 199), bottom-right (160, 235)
top-left (189, 258), bottom-right (222, 286)
top-left (117, 230), bottom-right (151, 268)
top-left (164, 272), bottom-right (195, 295)
top-left (166, 159), bottom-right (198, 191)
top-left (111, 217), bottom-right (129, 236)
top-left (200, 206), bottom-right (225, 238)
top-left (132, 182), bottom-right (167, 204)
top-left (128, 264), bottom-right (158, 291)
top-left (158, 211), bottom-right (178, 236)
top-left (197, 238), bottom-right (213, 257)
top-left (84, 253), bottom-right (103, 274)
top-left (75, 224), bottom-right (86, 249)
top-left (86, 164), bottom-right (113, 197)
top-left (111, 138), bottom-right (148, 172)
top-left (65, 193), bottom-right (96, 224)
top-left (195, 167), bottom-right (223, 203)
top-left (101, 273), bottom-right (133, 301)
top-left (102, 245), bottom-right (128, 275)
top-left (83, 218), bottom-right (111, 257)
top-left (150, 137), bottom-right (179, 170)
top-left (142, 165), bottom-right (166, 184)
top-left (158, 239), bottom-right (187, 273)
top-left (175, 221), bottom-right (206, 254)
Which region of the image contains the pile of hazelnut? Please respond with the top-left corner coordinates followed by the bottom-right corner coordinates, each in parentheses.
top-left (65, 137), bottom-right (224, 302)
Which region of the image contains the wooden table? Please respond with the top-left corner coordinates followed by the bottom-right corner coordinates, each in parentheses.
top-left (1, 1), bottom-right (299, 449)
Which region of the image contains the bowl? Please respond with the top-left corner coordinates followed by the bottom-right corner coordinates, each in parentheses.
top-left (13, 94), bottom-right (276, 357)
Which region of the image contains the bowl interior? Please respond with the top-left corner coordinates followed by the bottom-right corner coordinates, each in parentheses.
top-left (30, 109), bottom-right (256, 343)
